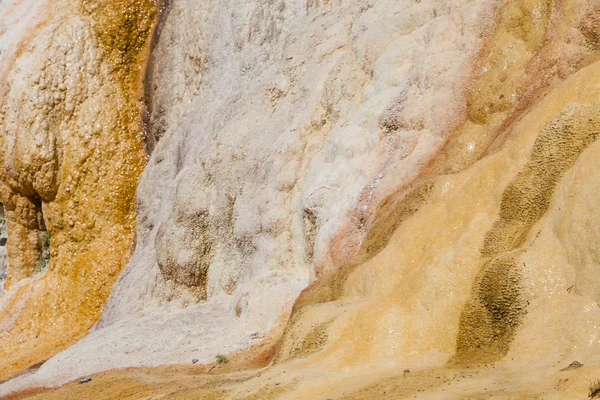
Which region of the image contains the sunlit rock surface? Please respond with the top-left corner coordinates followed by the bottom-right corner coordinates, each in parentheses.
top-left (1, 0), bottom-right (600, 398)
top-left (0, 0), bottom-right (152, 381)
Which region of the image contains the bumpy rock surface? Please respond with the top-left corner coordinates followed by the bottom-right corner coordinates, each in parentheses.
top-left (0, 0), bottom-right (153, 381)
top-left (4, 0), bottom-right (500, 385)
top-left (1, 0), bottom-right (600, 398)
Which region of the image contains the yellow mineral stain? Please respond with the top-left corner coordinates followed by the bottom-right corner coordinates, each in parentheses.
top-left (0, 0), bottom-right (156, 381)
top-left (456, 103), bottom-right (600, 363)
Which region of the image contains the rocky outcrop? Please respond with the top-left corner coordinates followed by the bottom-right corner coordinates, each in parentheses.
top-left (10, 59), bottom-right (600, 400)
top-left (1, 0), bottom-right (600, 397)
top-left (0, 205), bottom-right (7, 295)
top-left (4, 0), bottom-right (500, 385)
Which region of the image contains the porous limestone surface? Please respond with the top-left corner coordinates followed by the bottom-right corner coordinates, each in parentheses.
top-left (9, 40), bottom-right (600, 400)
top-left (0, 0), bottom-right (499, 390)
top-left (2, 0), bottom-right (600, 396)
top-left (0, 0), bottom-right (151, 381)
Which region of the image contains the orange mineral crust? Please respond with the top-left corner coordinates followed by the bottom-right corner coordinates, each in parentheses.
top-left (0, 0), bottom-right (155, 380)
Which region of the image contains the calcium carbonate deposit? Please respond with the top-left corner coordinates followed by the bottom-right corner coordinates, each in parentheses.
top-left (0, 0), bottom-right (599, 398)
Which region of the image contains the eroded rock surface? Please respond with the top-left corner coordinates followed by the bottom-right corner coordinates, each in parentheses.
top-left (9, 0), bottom-right (501, 385)
top-left (0, 205), bottom-right (7, 295)
top-left (1, 0), bottom-right (600, 398)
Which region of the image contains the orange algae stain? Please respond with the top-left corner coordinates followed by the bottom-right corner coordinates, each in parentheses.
top-left (0, 0), bottom-right (156, 381)
top-left (261, 0), bottom-right (600, 385)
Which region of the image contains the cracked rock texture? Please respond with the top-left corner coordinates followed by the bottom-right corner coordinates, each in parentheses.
top-left (1, 0), bottom-right (600, 398)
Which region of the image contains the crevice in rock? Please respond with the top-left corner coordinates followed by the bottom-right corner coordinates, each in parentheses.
top-left (1, 194), bottom-right (47, 289)
top-left (302, 208), bottom-right (318, 264)
top-left (0, 204), bottom-right (7, 295)
top-left (36, 230), bottom-right (50, 275)
top-left (142, 0), bottom-right (173, 154)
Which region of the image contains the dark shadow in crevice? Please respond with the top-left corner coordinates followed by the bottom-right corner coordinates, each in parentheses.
top-left (142, 0), bottom-right (173, 155)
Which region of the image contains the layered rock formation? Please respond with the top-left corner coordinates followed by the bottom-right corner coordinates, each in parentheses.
top-left (1, 0), bottom-right (600, 398)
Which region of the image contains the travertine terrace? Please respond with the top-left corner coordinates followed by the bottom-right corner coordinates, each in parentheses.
top-left (0, 0), bottom-right (599, 398)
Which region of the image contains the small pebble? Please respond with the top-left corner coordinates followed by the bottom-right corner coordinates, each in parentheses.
top-left (78, 376), bottom-right (92, 384)
top-left (192, 359), bottom-right (199, 364)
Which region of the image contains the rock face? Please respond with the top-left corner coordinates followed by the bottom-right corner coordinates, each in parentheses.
top-left (1, 0), bottom-right (600, 397)
top-left (7, 0), bottom-right (500, 384)
top-left (0, 0), bottom-right (153, 380)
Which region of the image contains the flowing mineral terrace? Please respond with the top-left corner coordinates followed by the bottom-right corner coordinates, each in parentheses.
top-left (0, 0), bottom-right (599, 399)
